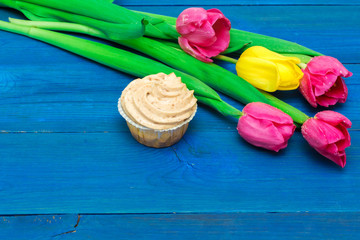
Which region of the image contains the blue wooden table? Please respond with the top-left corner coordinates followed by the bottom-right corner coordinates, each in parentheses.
top-left (0, 1), bottom-right (359, 239)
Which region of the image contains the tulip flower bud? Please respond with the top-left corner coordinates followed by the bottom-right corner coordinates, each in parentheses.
top-left (236, 46), bottom-right (304, 92)
top-left (176, 8), bottom-right (231, 63)
top-left (299, 56), bottom-right (352, 108)
top-left (301, 111), bottom-right (351, 168)
top-left (237, 102), bottom-right (296, 152)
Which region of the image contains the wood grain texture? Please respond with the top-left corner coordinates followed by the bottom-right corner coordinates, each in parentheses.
top-left (116, 0), bottom-right (360, 6)
top-left (71, 213), bottom-right (360, 240)
top-left (1, 213), bottom-right (359, 240)
top-left (127, 5), bottom-right (360, 63)
top-left (0, 9), bottom-right (358, 132)
top-left (1, 5), bottom-right (359, 63)
top-left (0, 214), bottom-right (79, 239)
top-left (0, 50), bottom-right (358, 132)
top-left (0, 1), bottom-right (359, 238)
top-left (0, 131), bottom-right (359, 214)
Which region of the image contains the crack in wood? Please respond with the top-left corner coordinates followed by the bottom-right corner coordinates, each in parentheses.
top-left (52, 214), bottom-right (81, 238)
top-left (172, 147), bottom-right (195, 169)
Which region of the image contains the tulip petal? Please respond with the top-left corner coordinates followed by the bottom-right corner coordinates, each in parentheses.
top-left (303, 119), bottom-right (347, 150)
top-left (315, 111), bottom-right (352, 151)
top-left (239, 46), bottom-right (302, 91)
top-left (337, 129), bottom-right (351, 152)
top-left (192, 26), bottom-right (230, 57)
top-left (277, 61), bottom-right (303, 90)
top-left (207, 9), bottom-right (231, 27)
top-left (176, 7), bottom-right (231, 62)
top-left (302, 119), bottom-right (333, 149)
top-left (317, 147), bottom-right (346, 168)
top-left (237, 102), bottom-right (295, 152)
top-left (315, 111), bottom-right (352, 128)
top-left (316, 95), bottom-right (339, 107)
top-left (242, 46), bottom-right (300, 64)
top-left (323, 126), bottom-right (345, 145)
top-left (236, 57), bottom-right (281, 92)
top-left (176, 8), bottom-right (208, 35)
top-left (237, 116), bottom-right (287, 152)
top-left (193, 45), bottom-right (222, 59)
top-left (323, 77), bottom-right (348, 103)
top-left (276, 122), bottom-right (296, 139)
top-left (243, 102), bottom-right (294, 124)
top-left (307, 56), bottom-right (353, 78)
top-left (313, 72), bottom-right (338, 97)
top-left (178, 37), bottom-right (212, 62)
top-left (210, 19), bottom-right (231, 52)
top-left (299, 56), bottom-right (351, 108)
top-left (301, 111), bottom-right (351, 168)
top-left (299, 71), bottom-right (317, 107)
top-left (182, 21), bottom-right (217, 47)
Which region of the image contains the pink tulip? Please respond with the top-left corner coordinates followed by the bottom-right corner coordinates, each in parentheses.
top-left (301, 111), bottom-right (351, 168)
top-left (176, 8), bottom-right (231, 62)
top-left (237, 102), bottom-right (296, 152)
top-left (299, 56), bottom-right (352, 107)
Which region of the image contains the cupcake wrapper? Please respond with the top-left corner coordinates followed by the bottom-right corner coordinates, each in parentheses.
top-left (118, 98), bottom-right (197, 148)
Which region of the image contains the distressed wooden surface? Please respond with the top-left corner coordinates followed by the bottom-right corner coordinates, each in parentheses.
top-left (117, 0), bottom-right (360, 6)
top-left (0, 0), bottom-right (359, 239)
top-left (1, 213), bottom-right (360, 240)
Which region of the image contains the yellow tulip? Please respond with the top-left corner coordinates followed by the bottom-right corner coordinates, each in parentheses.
top-left (235, 46), bottom-right (304, 92)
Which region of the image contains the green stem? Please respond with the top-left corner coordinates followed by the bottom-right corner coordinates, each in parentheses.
top-left (17, 0), bottom-right (142, 23)
top-left (260, 90), bottom-right (309, 124)
top-left (9, 17), bottom-right (104, 35)
top-left (14, 18), bottom-right (268, 107)
top-left (117, 40), bottom-right (271, 108)
top-left (0, 20), bottom-right (242, 119)
top-left (135, 10), bottom-right (323, 57)
top-left (153, 39), bottom-right (181, 49)
top-left (297, 63), bottom-right (307, 70)
top-left (5, 0), bottom-right (179, 40)
top-left (282, 53), bottom-right (313, 64)
top-left (10, 1), bottom-right (146, 40)
top-left (196, 96), bottom-right (242, 119)
top-left (8, 19), bottom-right (310, 125)
top-left (15, 19), bottom-right (264, 106)
top-left (214, 55), bottom-right (238, 64)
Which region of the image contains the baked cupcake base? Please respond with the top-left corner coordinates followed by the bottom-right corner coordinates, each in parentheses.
top-left (118, 98), bottom-right (197, 148)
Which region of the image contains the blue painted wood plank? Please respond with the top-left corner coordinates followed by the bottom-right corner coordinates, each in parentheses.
top-left (2, 213), bottom-right (358, 240)
top-left (0, 130), bottom-right (359, 214)
top-left (72, 213), bottom-right (360, 240)
top-left (0, 57), bottom-right (358, 132)
top-left (125, 5), bottom-right (360, 63)
top-left (116, 0), bottom-right (360, 6)
top-left (0, 6), bottom-right (359, 63)
top-left (0, 7), bottom-right (358, 132)
top-left (0, 1), bottom-right (358, 219)
top-left (0, 214), bottom-right (79, 239)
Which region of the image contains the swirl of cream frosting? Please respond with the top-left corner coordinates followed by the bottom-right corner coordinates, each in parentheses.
top-left (121, 73), bottom-right (197, 130)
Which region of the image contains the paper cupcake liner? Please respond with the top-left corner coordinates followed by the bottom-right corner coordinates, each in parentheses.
top-left (118, 97), bottom-right (197, 148)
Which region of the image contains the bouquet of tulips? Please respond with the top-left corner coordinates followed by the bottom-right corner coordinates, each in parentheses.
top-left (0, 0), bottom-right (352, 167)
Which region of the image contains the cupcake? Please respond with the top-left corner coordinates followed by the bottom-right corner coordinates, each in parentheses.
top-left (118, 72), bottom-right (197, 148)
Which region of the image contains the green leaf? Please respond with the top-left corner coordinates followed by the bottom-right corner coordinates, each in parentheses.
top-left (227, 29), bottom-right (322, 57)
top-left (7, 21), bottom-right (246, 118)
top-left (16, 0), bottom-right (142, 23)
top-left (0, 20), bottom-right (231, 107)
top-left (196, 96), bottom-right (242, 119)
top-left (13, 18), bottom-right (267, 106)
top-left (9, 19), bottom-right (311, 125)
top-left (260, 90), bottom-right (309, 124)
top-left (135, 10), bottom-right (323, 57)
top-left (281, 53), bottom-right (313, 64)
top-left (15, 1), bottom-right (146, 40)
top-left (15, 0), bottom-right (179, 40)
